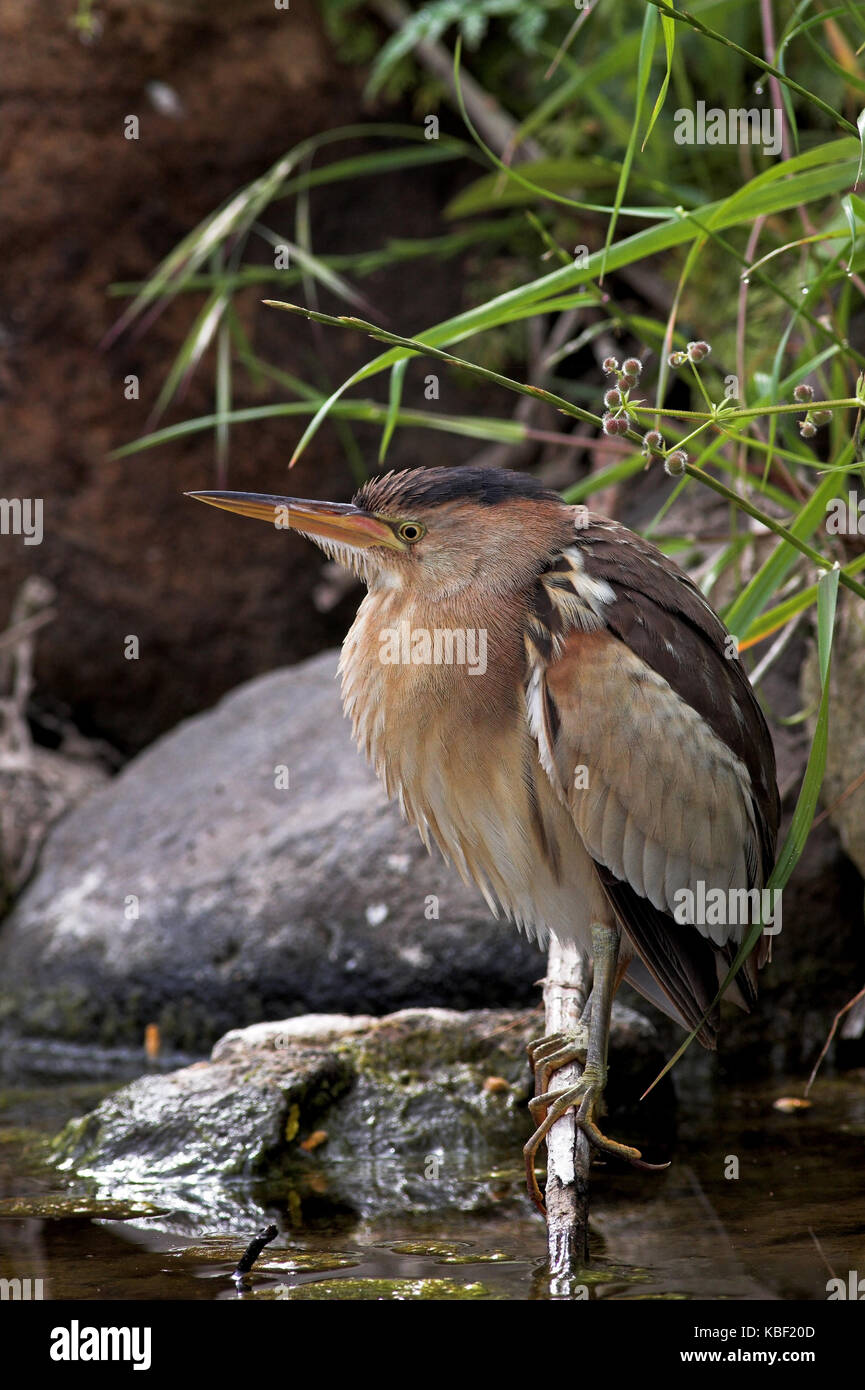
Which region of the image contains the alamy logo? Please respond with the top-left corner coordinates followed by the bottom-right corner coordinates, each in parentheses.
top-left (826, 492), bottom-right (865, 535)
top-left (672, 883), bottom-right (782, 935)
top-left (378, 621), bottom-right (487, 675)
top-left (50, 1321), bottom-right (152, 1371)
top-left (0, 498), bottom-right (43, 545)
top-left (673, 102), bottom-right (782, 157)
top-left (826, 1271), bottom-right (865, 1299)
top-left (0, 1277), bottom-right (43, 1299)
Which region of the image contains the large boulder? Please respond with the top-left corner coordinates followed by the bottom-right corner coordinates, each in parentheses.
top-left (52, 1005), bottom-right (667, 1226)
top-left (0, 651), bottom-right (545, 1048)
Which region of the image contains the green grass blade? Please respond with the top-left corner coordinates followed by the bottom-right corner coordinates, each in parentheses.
top-left (722, 444), bottom-right (854, 637)
top-left (600, 5), bottom-right (660, 279)
top-left (149, 288), bottom-right (229, 424)
top-left (642, 6), bottom-right (677, 150)
top-left (380, 359), bottom-right (408, 464)
top-left (110, 400), bottom-right (537, 459)
top-left (741, 552), bottom-right (865, 647)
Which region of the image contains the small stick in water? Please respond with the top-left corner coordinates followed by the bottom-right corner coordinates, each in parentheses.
top-left (233, 1224), bottom-right (279, 1281)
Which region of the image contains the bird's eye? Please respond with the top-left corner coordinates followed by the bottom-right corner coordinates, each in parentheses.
top-left (396, 521), bottom-right (425, 543)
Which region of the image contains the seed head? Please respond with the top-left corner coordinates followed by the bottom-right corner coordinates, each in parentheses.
top-left (799, 419), bottom-right (817, 439)
top-left (602, 356), bottom-right (619, 375)
top-left (641, 430), bottom-right (664, 456)
top-left (622, 357), bottom-right (643, 377)
top-left (604, 388), bottom-right (622, 408)
top-left (603, 412), bottom-right (630, 436)
top-left (664, 449), bottom-right (688, 476)
top-left (811, 409), bottom-right (832, 426)
top-left (793, 383), bottom-right (813, 403)
top-left (687, 340), bottom-right (711, 362)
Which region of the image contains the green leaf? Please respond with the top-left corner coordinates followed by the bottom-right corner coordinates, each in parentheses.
top-left (149, 288), bottom-right (230, 425)
top-left (380, 359), bottom-right (408, 464)
top-left (642, 8), bottom-right (676, 150)
top-left (741, 552), bottom-right (865, 647)
top-left (284, 138), bottom-right (861, 466)
top-left (110, 399), bottom-right (533, 459)
top-left (722, 446), bottom-right (853, 637)
top-left (445, 160), bottom-right (673, 219)
top-left (602, 4), bottom-right (658, 277)
top-left (562, 455), bottom-right (646, 502)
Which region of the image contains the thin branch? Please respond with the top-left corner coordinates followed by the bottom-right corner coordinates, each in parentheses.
top-left (542, 937), bottom-right (591, 1284)
top-left (804, 986), bottom-right (865, 1095)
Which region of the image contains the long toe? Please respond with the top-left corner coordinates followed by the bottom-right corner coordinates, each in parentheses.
top-left (577, 1114), bottom-right (670, 1171)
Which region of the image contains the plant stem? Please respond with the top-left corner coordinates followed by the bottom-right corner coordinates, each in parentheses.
top-left (684, 462), bottom-right (865, 602)
top-left (645, 0), bottom-right (857, 133)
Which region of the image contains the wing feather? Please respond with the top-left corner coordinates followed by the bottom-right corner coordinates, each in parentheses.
top-left (525, 519), bottom-right (780, 1045)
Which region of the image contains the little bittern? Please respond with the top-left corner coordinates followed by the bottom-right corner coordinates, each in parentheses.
top-left (189, 465), bottom-right (779, 1211)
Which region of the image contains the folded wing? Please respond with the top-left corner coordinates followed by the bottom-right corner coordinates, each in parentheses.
top-left (525, 517), bottom-right (780, 1047)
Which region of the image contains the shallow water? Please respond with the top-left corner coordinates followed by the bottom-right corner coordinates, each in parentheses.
top-left (1, 1044), bottom-right (863, 1301)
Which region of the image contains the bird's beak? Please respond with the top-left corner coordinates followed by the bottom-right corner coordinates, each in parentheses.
top-left (185, 490), bottom-right (404, 550)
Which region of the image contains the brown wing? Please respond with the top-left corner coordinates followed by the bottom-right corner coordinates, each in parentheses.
top-left (526, 515), bottom-right (780, 1047)
top-left (576, 517), bottom-right (779, 884)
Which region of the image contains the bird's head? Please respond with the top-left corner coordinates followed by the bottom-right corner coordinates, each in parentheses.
top-left (187, 465), bottom-right (574, 601)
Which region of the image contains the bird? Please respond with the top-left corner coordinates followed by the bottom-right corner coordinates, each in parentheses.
top-left (187, 464), bottom-right (780, 1212)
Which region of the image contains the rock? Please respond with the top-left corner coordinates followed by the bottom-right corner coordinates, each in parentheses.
top-left (0, 652), bottom-right (545, 1048)
top-left (52, 1005), bottom-right (667, 1225)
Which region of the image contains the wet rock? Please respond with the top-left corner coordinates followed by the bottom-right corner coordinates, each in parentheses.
top-left (0, 652), bottom-right (546, 1048)
top-left (52, 1005), bottom-right (667, 1224)
top-left (261, 1277), bottom-right (494, 1300)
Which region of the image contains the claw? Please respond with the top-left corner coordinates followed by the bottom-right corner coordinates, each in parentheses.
top-left (526, 1029), bottom-right (589, 1100)
top-left (523, 1068), bottom-right (669, 1214)
top-left (579, 1114), bottom-right (669, 1172)
top-left (524, 928), bottom-right (668, 1216)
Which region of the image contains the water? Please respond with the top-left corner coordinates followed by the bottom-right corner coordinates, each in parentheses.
top-left (1, 1046), bottom-right (863, 1301)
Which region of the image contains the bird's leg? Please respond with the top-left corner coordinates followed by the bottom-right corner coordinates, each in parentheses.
top-left (524, 924), bottom-right (667, 1212)
top-left (526, 986), bottom-right (593, 1099)
top-left (526, 1024), bottom-right (589, 1102)
top-left (567, 923), bottom-right (634, 1156)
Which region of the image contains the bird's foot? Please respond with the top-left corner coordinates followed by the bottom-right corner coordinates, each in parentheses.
top-left (526, 1027), bottom-right (589, 1099)
top-left (523, 1062), bottom-right (669, 1215)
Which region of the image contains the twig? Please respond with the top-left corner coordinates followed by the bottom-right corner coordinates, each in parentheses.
top-left (808, 1226), bottom-right (838, 1283)
top-left (747, 607), bottom-right (805, 687)
top-left (232, 1223), bottom-right (278, 1282)
top-left (0, 608), bottom-right (56, 654)
top-left (804, 986), bottom-right (865, 1096)
top-left (811, 767), bottom-right (865, 830)
top-left (543, 936), bottom-right (591, 1282)
top-left (0, 578), bottom-right (56, 762)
